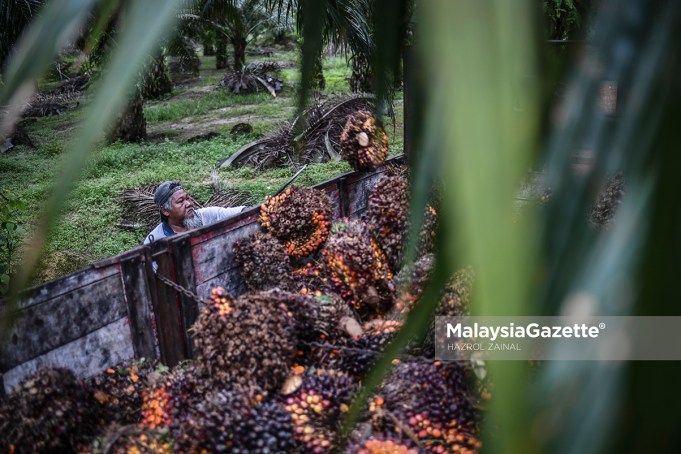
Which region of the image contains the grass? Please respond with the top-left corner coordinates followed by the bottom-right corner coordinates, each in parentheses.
top-left (0, 46), bottom-right (404, 286)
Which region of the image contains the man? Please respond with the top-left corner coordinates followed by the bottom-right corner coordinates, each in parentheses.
top-left (144, 181), bottom-right (247, 245)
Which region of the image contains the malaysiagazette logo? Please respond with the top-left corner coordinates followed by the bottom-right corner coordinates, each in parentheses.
top-left (447, 321), bottom-right (606, 341)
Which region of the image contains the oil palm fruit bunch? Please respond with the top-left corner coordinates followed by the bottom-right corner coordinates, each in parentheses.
top-left (349, 437), bottom-right (419, 454)
top-left (259, 185), bottom-right (333, 257)
top-left (87, 359), bottom-right (158, 425)
top-left (365, 172), bottom-right (410, 271)
top-left (283, 368), bottom-right (356, 453)
top-left (322, 219), bottom-right (394, 314)
top-left (233, 231), bottom-right (293, 291)
top-left (99, 425), bottom-right (173, 454)
top-left (320, 320), bottom-right (403, 377)
top-left (292, 262), bottom-right (335, 296)
top-left (437, 266), bottom-right (475, 317)
top-left (340, 110), bottom-right (389, 171)
top-left (392, 254), bottom-right (435, 316)
top-left (173, 387), bottom-right (254, 452)
top-left (376, 361), bottom-right (482, 453)
top-left (192, 287), bottom-right (297, 391)
top-left (0, 368), bottom-right (100, 453)
top-left (418, 204), bottom-right (439, 256)
top-left (175, 387), bottom-right (296, 453)
top-left (140, 365), bottom-right (210, 431)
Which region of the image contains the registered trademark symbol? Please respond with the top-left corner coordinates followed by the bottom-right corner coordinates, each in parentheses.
top-left (599, 323), bottom-right (605, 329)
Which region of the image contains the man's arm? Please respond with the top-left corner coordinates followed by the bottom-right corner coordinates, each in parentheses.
top-left (198, 206), bottom-right (248, 225)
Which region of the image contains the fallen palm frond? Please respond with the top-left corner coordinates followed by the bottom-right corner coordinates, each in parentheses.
top-left (219, 93), bottom-right (385, 170)
top-left (218, 61), bottom-right (284, 95)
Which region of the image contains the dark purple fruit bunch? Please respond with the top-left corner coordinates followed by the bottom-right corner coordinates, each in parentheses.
top-left (375, 361), bottom-right (482, 453)
top-left (365, 172), bottom-right (410, 271)
top-left (0, 368), bottom-right (100, 453)
top-left (259, 185), bottom-right (332, 257)
top-left (174, 387), bottom-right (260, 453)
top-left (192, 287), bottom-right (296, 391)
top-left (340, 110), bottom-right (389, 171)
top-left (233, 231), bottom-right (292, 291)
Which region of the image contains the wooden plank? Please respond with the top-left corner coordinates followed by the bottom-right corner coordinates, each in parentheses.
top-left (347, 171), bottom-right (384, 215)
top-left (120, 254), bottom-right (158, 360)
top-left (0, 273), bottom-right (128, 372)
top-left (336, 178), bottom-right (349, 218)
top-left (0, 265), bottom-right (120, 312)
top-left (2, 317), bottom-right (134, 394)
top-left (189, 209), bottom-right (260, 246)
top-left (195, 267), bottom-right (247, 300)
top-left (192, 221), bottom-right (261, 285)
top-left (151, 249), bottom-right (188, 367)
top-left (171, 235), bottom-right (199, 358)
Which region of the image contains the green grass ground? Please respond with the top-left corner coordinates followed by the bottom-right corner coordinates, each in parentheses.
top-left (0, 48), bottom-right (404, 285)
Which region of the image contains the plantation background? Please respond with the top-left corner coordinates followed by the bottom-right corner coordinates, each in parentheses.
top-left (0, 47), bottom-right (403, 285)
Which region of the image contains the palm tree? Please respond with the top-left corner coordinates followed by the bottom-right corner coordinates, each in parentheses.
top-left (198, 0), bottom-right (275, 72)
top-left (0, 0), bottom-right (44, 72)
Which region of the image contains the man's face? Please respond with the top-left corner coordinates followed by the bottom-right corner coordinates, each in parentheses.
top-left (161, 188), bottom-right (195, 223)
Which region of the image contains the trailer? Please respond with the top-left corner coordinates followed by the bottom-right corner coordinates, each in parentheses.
top-left (0, 156), bottom-right (403, 395)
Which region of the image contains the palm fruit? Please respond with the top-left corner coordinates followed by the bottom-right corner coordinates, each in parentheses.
top-left (418, 203), bottom-right (439, 256)
top-left (87, 359), bottom-right (158, 425)
top-left (392, 253), bottom-right (435, 316)
top-left (364, 172), bottom-right (410, 271)
top-left (233, 231), bottom-right (293, 291)
top-left (349, 437), bottom-right (419, 454)
top-left (438, 266), bottom-right (475, 317)
top-left (375, 361), bottom-right (482, 453)
top-left (192, 287), bottom-right (297, 391)
top-left (317, 319), bottom-right (403, 377)
top-left (140, 365), bottom-right (210, 431)
top-left (175, 386), bottom-right (298, 453)
top-left (340, 110), bottom-right (389, 171)
top-left (233, 400), bottom-right (299, 453)
top-left (322, 219), bottom-right (394, 314)
top-left (0, 368), bottom-right (100, 453)
top-left (99, 426), bottom-right (173, 454)
top-left (259, 185), bottom-right (332, 258)
top-left (284, 368), bottom-right (356, 453)
top-left (174, 387), bottom-right (258, 453)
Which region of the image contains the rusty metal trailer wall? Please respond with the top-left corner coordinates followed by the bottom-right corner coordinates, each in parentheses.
top-left (0, 157), bottom-right (400, 394)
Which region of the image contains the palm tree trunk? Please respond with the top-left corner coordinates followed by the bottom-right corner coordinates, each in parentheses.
top-left (232, 36), bottom-right (247, 72)
top-left (216, 37), bottom-right (228, 70)
top-left (107, 92), bottom-right (147, 143)
top-left (313, 53), bottom-right (326, 90)
top-left (350, 54), bottom-right (372, 93)
top-left (202, 35), bottom-right (215, 56)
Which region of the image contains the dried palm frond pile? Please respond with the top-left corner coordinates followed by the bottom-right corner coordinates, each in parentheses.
top-left (219, 61), bottom-right (284, 95)
top-left (219, 94), bottom-right (383, 170)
